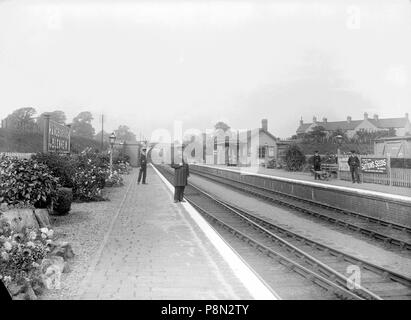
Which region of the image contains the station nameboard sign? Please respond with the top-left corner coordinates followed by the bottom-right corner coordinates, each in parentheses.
top-left (48, 120), bottom-right (70, 153)
top-left (360, 158), bottom-right (387, 174)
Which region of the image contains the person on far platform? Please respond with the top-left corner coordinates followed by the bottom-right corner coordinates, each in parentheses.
top-left (348, 150), bottom-right (361, 183)
top-left (313, 150), bottom-right (322, 180)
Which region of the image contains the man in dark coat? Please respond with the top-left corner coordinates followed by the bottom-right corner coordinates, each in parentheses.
top-left (171, 157), bottom-right (189, 203)
top-left (313, 151), bottom-right (322, 180)
top-left (348, 150), bottom-right (361, 183)
top-left (138, 147), bottom-right (148, 184)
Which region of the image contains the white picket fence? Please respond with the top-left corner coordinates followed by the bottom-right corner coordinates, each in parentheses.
top-left (0, 152), bottom-right (34, 159)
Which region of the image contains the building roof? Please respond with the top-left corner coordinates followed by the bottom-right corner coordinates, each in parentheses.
top-left (296, 123), bottom-right (311, 134)
top-left (297, 116), bottom-right (409, 134)
top-left (297, 120), bottom-right (361, 133)
top-left (258, 128), bottom-right (277, 141)
top-left (368, 118), bottom-right (409, 129)
top-left (210, 128), bottom-right (277, 145)
top-left (374, 135), bottom-right (411, 142)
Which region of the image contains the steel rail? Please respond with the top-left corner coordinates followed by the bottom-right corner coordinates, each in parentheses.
top-left (190, 168), bottom-right (411, 250)
top-left (220, 199), bottom-right (411, 288)
top-left (184, 183), bottom-right (382, 300)
top-left (187, 199), bottom-right (364, 300)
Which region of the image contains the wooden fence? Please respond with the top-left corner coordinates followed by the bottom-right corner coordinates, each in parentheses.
top-left (339, 156), bottom-right (411, 188)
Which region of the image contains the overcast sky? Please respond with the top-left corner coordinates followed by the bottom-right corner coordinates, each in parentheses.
top-left (0, 0), bottom-right (410, 139)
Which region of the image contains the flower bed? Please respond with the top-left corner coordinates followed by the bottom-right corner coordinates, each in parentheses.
top-left (0, 222), bottom-right (53, 299)
top-left (0, 149), bottom-right (130, 298)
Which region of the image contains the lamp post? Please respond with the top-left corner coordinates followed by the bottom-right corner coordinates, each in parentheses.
top-left (109, 132), bottom-right (116, 175)
top-left (335, 135), bottom-right (343, 179)
top-left (264, 142), bottom-right (268, 167)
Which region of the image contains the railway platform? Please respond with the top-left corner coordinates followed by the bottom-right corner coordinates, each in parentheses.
top-left (210, 164), bottom-right (411, 198)
top-left (75, 165), bottom-right (278, 300)
top-left (192, 164), bottom-right (411, 229)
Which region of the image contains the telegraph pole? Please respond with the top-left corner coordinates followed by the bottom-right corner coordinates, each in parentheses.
top-left (101, 114), bottom-right (104, 150)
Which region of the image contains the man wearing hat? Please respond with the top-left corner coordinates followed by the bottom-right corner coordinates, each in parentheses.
top-left (171, 154), bottom-right (190, 203)
top-left (138, 146), bottom-right (148, 184)
top-left (313, 150), bottom-right (322, 180)
top-left (348, 150), bottom-right (361, 183)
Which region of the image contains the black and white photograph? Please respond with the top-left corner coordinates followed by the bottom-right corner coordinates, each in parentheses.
top-left (0, 0), bottom-right (410, 310)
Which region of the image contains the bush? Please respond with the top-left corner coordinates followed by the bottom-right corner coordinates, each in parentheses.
top-left (285, 144), bottom-right (306, 171)
top-left (0, 156), bottom-right (59, 208)
top-left (53, 188), bottom-right (72, 215)
top-left (70, 148), bottom-right (110, 201)
top-left (32, 153), bottom-right (75, 188)
top-left (113, 161), bottom-right (131, 175)
top-left (105, 171), bottom-right (124, 187)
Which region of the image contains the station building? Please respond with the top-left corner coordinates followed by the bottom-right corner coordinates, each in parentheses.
top-left (184, 119), bottom-right (289, 167)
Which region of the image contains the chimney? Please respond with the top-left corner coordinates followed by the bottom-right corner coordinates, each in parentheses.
top-left (364, 112), bottom-right (368, 119)
top-left (406, 113), bottom-right (409, 119)
top-left (313, 116), bottom-right (317, 123)
top-left (347, 116), bottom-right (352, 123)
top-left (261, 119), bottom-right (268, 131)
top-left (373, 114), bottom-right (379, 121)
top-left (299, 117), bottom-right (303, 126)
top-left (322, 117), bottom-right (327, 123)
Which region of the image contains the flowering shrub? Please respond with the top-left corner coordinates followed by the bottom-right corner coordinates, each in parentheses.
top-left (0, 155), bottom-right (59, 208)
top-left (70, 148), bottom-right (110, 201)
top-left (113, 161), bottom-right (131, 175)
top-left (105, 171), bottom-right (124, 187)
top-left (285, 144), bottom-right (306, 171)
top-left (0, 221), bottom-right (53, 292)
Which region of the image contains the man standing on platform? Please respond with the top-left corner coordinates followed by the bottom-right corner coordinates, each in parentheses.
top-left (171, 156), bottom-right (190, 203)
top-left (348, 150), bottom-right (361, 183)
top-left (138, 147), bottom-right (148, 184)
top-left (313, 150), bottom-right (322, 180)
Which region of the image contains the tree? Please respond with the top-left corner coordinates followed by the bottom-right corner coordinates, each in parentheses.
top-left (94, 130), bottom-right (110, 142)
top-left (285, 144), bottom-right (306, 171)
top-left (114, 125), bottom-right (137, 143)
top-left (214, 121), bottom-right (230, 132)
top-left (329, 128), bottom-right (347, 143)
top-left (71, 111), bottom-right (95, 139)
top-left (4, 107), bottom-right (37, 131)
top-left (308, 125), bottom-right (327, 143)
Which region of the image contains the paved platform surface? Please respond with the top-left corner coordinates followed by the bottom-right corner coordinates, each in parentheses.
top-left (75, 166), bottom-right (273, 300)
top-left (209, 165), bottom-right (411, 198)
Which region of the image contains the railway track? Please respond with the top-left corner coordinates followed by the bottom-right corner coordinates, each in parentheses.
top-left (156, 165), bottom-right (411, 300)
top-left (189, 167), bottom-right (411, 251)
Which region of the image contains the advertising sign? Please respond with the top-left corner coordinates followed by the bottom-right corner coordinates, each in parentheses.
top-left (360, 158), bottom-right (388, 174)
top-left (48, 120), bottom-right (70, 153)
top-left (338, 156), bottom-right (350, 172)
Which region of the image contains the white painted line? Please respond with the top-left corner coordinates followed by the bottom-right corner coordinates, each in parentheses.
top-left (196, 164), bottom-right (411, 203)
top-left (151, 164), bottom-right (281, 300)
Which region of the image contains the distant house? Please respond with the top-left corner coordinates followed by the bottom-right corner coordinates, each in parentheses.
top-left (296, 113), bottom-right (410, 138)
